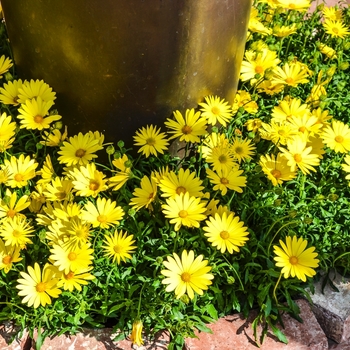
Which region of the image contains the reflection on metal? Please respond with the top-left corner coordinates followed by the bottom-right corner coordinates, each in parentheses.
top-left (1, 0), bottom-right (251, 145)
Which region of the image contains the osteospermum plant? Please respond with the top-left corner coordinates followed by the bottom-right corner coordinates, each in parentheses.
top-left (1, 1), bottom-right (350, 349)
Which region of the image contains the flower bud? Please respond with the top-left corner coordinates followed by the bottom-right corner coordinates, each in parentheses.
top-left (106, 145), bottom-right (115, 155)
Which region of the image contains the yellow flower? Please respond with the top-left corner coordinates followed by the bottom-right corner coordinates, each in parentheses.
top-left (0, 79), bottom-right (23, 105)
top-left (17, 79), bottom-right (56, 104)
top-left (4, 154), bottom-right (38, 188)
top-left (274, 236), bottom-right (319, 282)
top-left (240, 48), bottom-right (280, 82)
top-left (260, 121), bottom-right (296, 146)
top-left (198, 133), bottom-right (229, 159)
top-left (37, 154), bottom-right (56, 185)
top-left (0, 112), bottom-right (16, 146)
top-left (16, 263), bottom-right (62, 308)
top-left (286, 114), bottom-right (322, 137)
top-left (206, 144), bottom-right (237, 173)
top-left (206, 167), bottom-right (246, 195)
top-left (58, 132), bottom-right (104, 166)
top-left (271, 61), bottom-right (310, 87)
top-left (129, 175), bottom-right (157, 211)
top-left (57, 266), bottom-right (95, 292)
top-left (203, 212), bottom-right (249, 254)
top-left (322, 19), bottom-right (350, 39)
top-left (259, 153), bottom-right (297, 186)
top-left (108, 154), bottom-right (132, 191)
top-left (271, 97), bottom-right (311, 124)
top-left (162, 192), bottom-right (207, 231)
top-left (61, 217), bottom-right (91, 249)
top-left (232, 90), bottom-right (259, 115)
top-left (230, 137), bottom-right (256, 163)
top-left (161, 250), bottom-right (214, 300)
top-left (17, 97), bottom-right (61, 130)
top-left (341, 155), bottom-right (350, 182)
top-left (279, 136), bottom-right (320, 174)
top-left (0, 239), bottom-right (22, 273)
top-left (40, 126), bottom-right (68, 147)
top-left (321, 120), bottom-right (350, 153)
top-left (130, 320), bottom-right (144, 346)
top-left (159, 168), bottom-right (204, 199)
top-left (165, 109), bottom-right (207, 143)
top-left (322, 6), bottom-right (343, 21)
top-left (70, 163), bottom-right (108, 198)
top-left (0, 189), bottom-right (30, 220)
top-left (43, 177), bottom-right (74, 202)
top-left (199, 95), bottom-right (233, 127)
top-left (102, 230), bottom-right (136, 264)
top-left (272, 24), bottom-right (298, 37)
top-left (49, 241), bottom-right (94, 274)
top-left (256, 80), bottom-right (285, 95)
top-left (0, 55), bottom-right (13, 77)
top-left (0, 216), bottom-right (34, 247)
top-left (81, 197), bottom-right (125, 229)
top-left (318, 43), bottom-right (337, 60)
top-left (277, 0), bottom-right (310, 11)
top-left (133, 124), bottom-right (169, 158)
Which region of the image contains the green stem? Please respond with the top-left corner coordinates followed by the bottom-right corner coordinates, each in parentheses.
top-left (137, 283), bottom-right (146, 317)
top-left (273, 273), bottom-right (283, 306)
top-left (222, 255), bottom-right (244, 291)
top-left (267, 220), bottom-right (298, 255)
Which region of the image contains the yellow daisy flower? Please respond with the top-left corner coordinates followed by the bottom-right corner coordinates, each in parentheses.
top-left (40, 126), bottom-right (68, 147)
top-left (58, 132), bottom-right (104, 166)
top-left (70, 163), bottom-right (108, 198)
top-left (0, 55), bottom-right (13, 78)
top-left (274, 236), bottom-right (319, 282)
top-left (203, 212), bottom-right (249, 254)
top-left (16, 263), bottom-right (62, 308)
top-left (43, 177), bottom-right (74, 202)
top-left (0, 79), bottom-right (24, 105)
top-left (199, 95), bottom-right (233, 127)
top-left (206, 167), bottom-right (246, 195)
top-left (271, 97), bottom-right (311, 124)
top-left (231, 90), bottom-right (259, 115)
top-left (129, 175), bottom-right (157, 211)
top-left (0, 216), bottom-right (34, 247)
top-left (0, 189), bottom-right (30, 220)
top-left (161, 250), bottom-right (214, 300)
top-left (81, 197), bottom-right (125, 229)
top-left (159, 168), bottom-right (204, 199)
top-left (318, 43), bottom-right (337, 60)
top-left (322, 19), bottom-right (350, 39)
top-left (102, 230), bottom-right (136, 264)
top-left (133, 124), bottom-right (169, 158)
top-left (230, 137), bottom-right (256, 163)
top-left (271, 61), bottom-right (310, 87)
top-left (17, 79), bottom-right (56, 104)
top-left (37, 154), bottom-right (56, 185)
top-left (286, 114), bottom-right (322, 137)
top-left (17, 97), bottom-right (61, 130)
top-left (272, 24), bottom-right (297, 37)
top-left (279, 136), bottom-right (320, 174)
top-left (4, 154), bottom-right (38, 188)
top-left (49, 241), bottom-right (94, 274)
top-left (0, 112), bottom-right (16, 142)
top-left (277, 0), bottom-right (310, 11)
top-left (108, 154), bottom-right (133, 191)
top-left (256, 80), bottom-right (285, 96)
top-left (162, 192), bottom-right (207, 231)
top-left (321, 120), bottom-right (350, 153)
top-left (259, 153), bottom-right (297, 186)
top-left (341, 155), bottom-right (350, 182)
top-left (260, 121), bottom-right (296, 146)
top-left (165, 109), bottom-right (207, 143)
top-left (198, 133), bottom-right (229, 159)
top-left (57, 266), bottom-right (95, 292)
top-left (0, 239), bottom-right (22, 273)
top-left (130, 320), bottom-right (144, 347)
top-left (206, 144), bottom-right (237, 173)
top-left (61, 217), bottom-right (91, 249)
top-left (322, 6), bottom-right (343, 21)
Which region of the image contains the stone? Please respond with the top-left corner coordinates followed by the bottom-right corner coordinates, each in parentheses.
top-left (329, 338), bottom-right (350, 350)
top-left (184, 299), bottom-right (328, 350)
top-left (0, 322), bottom-right (30, 350)
top-left (31, 327), bottom-right (169, 350)
top-left (309, 271), bottom-right (350, 343)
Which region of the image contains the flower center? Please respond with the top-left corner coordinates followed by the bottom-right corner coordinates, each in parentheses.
top-left (332, 27), bottom-right (339, 34)
top-left (2, 255), bottom-right (11, 265)
top-left (181, 272), bottom-right (191, 282)
top-left (335, 135), bottom-right (344, 143)
top-left (218, 155), bottom-right (227, 163)
top-left (178, 210), bottom-right (188, 218)
top-left (278, 129), bottom-right (286, 136)
top-left (75, 229), bottom-right (87, 239)
top-left (289, 256), bottom-right (299, 265)
top-left (294, 154), bottom-right (302, 163)
top-left (14, 173), bottom-right (24, 182)
top-left (97, 214), bottom-right (107, 223)
top-left (148, 192), bottom-right (154, 200)
top-left (68, 252), bottom-right (77, 261)
top-left (34, 115), bottom-right (44, 124)
top-left (211, 106), bottom-right (220, 115)
top-left (7, 209), bottom-right (16, 218)
top-left (299, 126), bottom-right (306, 133)
top-left (286, 77), bottom-right (294, 84)
top-left (89, 180), bottom-right (100, 191)
top-left (271, 169), bottom-right (281, 179)
top-left (255, 65), bottom-right (264, 74)
top-left (289, 3), bottom-right (295, 9)
top-left (36, 282), bottom-right (47, 293)
top-left (176, 186), bottom-right (187, 195)
top-left (65, 271), bottom-right (75, 279)
top-left (220, 177), bottom-right (229, 185)
top-left (146, 137), bottom-right (155, 146)
top-left (220, 230), bottom-right (230, 239)
top-left (181, 125), bottom-right (192, 134)
top-left (12, 230), bottom-right (21, 238)
top-left (113, 245), bottom-right (122, 253)
top-left (234, 146), bottom-right (244, 155)
top-left (56, 191), bottom-right (67, 200)
top-left (75, 148), bottom-right (86, 158)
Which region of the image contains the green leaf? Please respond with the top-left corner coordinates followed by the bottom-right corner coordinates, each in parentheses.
top-left (205, 304), bottom-right (218, 320)
top-left (269, 323), bottom-right (288, 344)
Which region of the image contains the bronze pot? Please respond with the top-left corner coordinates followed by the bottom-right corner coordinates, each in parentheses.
top-left (1, 0), bottom-right (251, 145)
